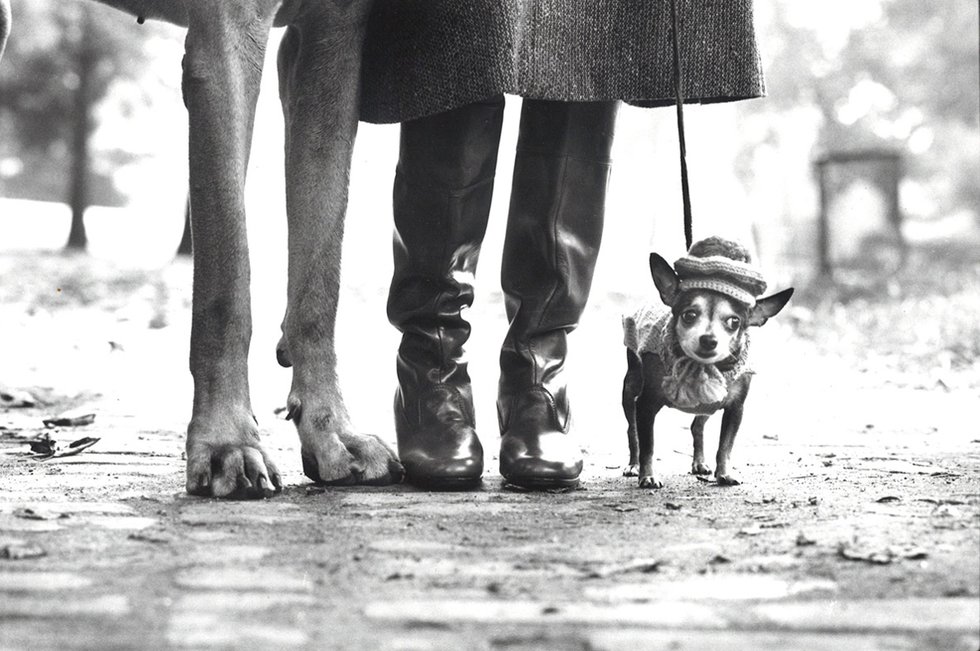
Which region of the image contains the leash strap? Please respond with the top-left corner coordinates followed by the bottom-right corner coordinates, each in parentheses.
top-left (670, 0), bottom-right (693, 250)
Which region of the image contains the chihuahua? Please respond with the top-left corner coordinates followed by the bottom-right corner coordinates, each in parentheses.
top-left (621, 237), bottom-right (793, 488)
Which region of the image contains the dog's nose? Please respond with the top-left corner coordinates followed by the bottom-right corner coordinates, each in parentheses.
top-left (699, 335), bottom-right (717, 350)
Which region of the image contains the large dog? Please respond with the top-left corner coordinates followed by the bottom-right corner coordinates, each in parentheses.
top-left (0, 0), bottom-right (404, 497)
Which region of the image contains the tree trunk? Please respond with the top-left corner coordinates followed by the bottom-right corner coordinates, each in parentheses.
top-left (65, 9), bottom-right (96, 251)
top-left (176, 195), bottom-right (192, 256)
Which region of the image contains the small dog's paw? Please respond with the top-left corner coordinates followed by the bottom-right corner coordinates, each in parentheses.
top-left (623, 464), bottom-right (639, 477)
top-left (691, 461), bottom-right (712, 476)
top-left (638, 475), bottom-right (664, 489)
top-left (715, 473), bottom-right (741, 486)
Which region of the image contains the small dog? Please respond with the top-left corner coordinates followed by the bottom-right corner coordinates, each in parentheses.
top-left (621, 237), bottom-right (793, 488)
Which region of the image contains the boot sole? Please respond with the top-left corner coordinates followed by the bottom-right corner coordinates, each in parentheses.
top-left (404, 473), bottom-right (484, 491)
top-left (502, 475), bottom-right (580, 491)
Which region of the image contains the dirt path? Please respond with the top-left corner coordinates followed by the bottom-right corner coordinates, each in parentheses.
top-left (1, 254), bottom-right (978, 649)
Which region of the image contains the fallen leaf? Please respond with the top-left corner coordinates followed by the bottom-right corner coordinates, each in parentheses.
top-left (29, 435), bottom-right (100, 460)
top-left (929, 471), bottom-right (963, 478)
top-left (917, 498), bottom-right (965, 506)
top-left (584, 558), bottom-right (664, 579)
top-left (0, 388), bottom-right (37, 409)
top-left (384, 572), bottom-right (414, 581)
top-left (42, 413), bottom-right (96, 428)
top-left (796, 531), bottom-right (817, 546)
top-left (837, 542), bottom-right (893, 565)
top-left (128, 530), bottom-right (173, 544)
top-left (0, 542), bottom-right (47, 560)
top-left (836, 542), bottom-right (928, 565)
top-left (13, 508), bottom-right (69, 521)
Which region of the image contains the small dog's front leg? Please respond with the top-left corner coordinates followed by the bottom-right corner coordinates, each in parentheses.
top-left (690, 415), bottom-right (711, 476)
top-left (716, 403), bottom-right (745, 485)
top-left (716, 375), bottom-right (751, 485)
top-left (621, 349), bottom-right (642, 476)
top-left (635, 391), bottom-right (663, 489)
top-left (636, 352), bottom-right (667, 488)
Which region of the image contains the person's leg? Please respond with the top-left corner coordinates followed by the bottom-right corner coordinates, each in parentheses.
top-left (497, 99), bottom-right (619, 489)
top-left (388, 95), bottom-right (505, 488)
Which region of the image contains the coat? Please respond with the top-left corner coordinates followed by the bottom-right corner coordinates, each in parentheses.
top-left (360, 0), bottom-right (765, 124)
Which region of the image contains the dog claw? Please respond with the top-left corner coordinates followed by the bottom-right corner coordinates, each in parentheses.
top-left (623, 464), bottom-right (639, 477)
top-left (716, 474), bottom-right (741, 486)
top-left (691, 462), bottom-right (712, 476)
top-left (276, 335), bottom-right (293, 368)
top-left (638, 475), bottom-right (664, 489)
top-left (285, 399), bottom-right (301, 423)
top-left (185, 434), bottom-right (283, 500)
top-left (300, 431), bottom-right (403, 487)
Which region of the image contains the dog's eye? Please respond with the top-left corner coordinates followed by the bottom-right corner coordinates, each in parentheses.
top-left (725, 316), bottom-right (741, 331)
top-left (681, 310), bottom-right (698, 325)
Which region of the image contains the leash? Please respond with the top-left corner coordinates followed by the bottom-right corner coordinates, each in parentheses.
top-left (670, 0), bottom-right (693, 250)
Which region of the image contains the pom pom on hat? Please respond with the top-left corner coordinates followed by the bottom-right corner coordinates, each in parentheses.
top-left (673, 237), bottom-right (767, 307)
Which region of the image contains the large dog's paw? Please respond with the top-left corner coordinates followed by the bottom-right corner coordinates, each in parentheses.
top-left (185, 418), bottom-right (283, 499)
top-left (715, 472), bottom-right (741, 486)
top-left (638, 474), bottom-right (664, 489)
top-left (691, 460), bottom-right (712, 476)
top-left (623, 463), bottom-right (640, 477)
top-left (289, 397), bottom-right (404, 486)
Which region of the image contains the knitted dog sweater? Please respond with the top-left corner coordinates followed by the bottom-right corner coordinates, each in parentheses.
top-left (623, 304), bottom-right (752, 415)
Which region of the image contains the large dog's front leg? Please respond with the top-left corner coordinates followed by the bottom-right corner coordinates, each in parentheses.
top-left (182, 1), bottom-right (282, 498)
top-left (276, 1), bottom-right (403, 485)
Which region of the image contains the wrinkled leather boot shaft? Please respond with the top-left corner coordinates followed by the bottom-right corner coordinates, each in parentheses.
top-left (498, 99), bottom-right (619, 489)
top-left (388, 96), bottom-right (505, 488)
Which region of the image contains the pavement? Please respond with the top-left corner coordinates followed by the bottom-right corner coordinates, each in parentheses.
top-left (0, 254), bottom-right (978, 650)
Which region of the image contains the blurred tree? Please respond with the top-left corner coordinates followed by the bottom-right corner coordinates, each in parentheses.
top-left (0, 0), bottom-right (158, 250)
top-left (740, 0), bottom-right (979, 225)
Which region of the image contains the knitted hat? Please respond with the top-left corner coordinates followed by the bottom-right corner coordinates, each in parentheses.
top-left (673, 237), bottom-right (767, 307)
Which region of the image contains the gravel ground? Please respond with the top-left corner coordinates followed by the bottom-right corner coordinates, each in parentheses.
top-left (0, 250), bottom-right (978, 650)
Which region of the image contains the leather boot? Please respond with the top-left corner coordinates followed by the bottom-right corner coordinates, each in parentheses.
top-left (498, 99), bottom-right (619, 489)
top-left (388, 96), bottom-right (505, 488)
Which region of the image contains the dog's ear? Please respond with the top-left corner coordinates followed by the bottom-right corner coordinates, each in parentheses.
top-left (748, 288), bottom-right (794, 327)
top-left (649, 253), bottom-right (679, 306)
